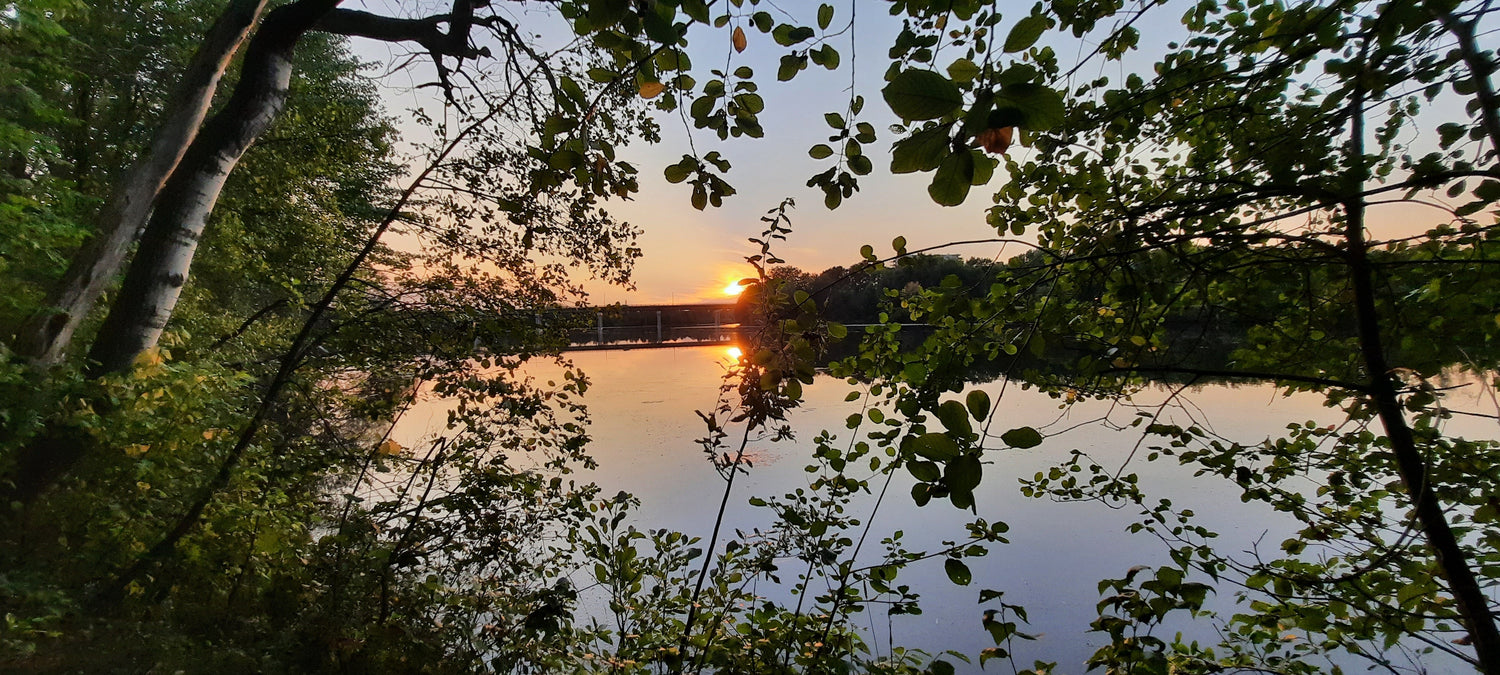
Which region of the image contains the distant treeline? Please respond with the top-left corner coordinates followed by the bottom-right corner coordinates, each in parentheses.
top-left (760, 240), bottom-right (1500, 380)
top-left (751, 254), bottom-right (1003, 324)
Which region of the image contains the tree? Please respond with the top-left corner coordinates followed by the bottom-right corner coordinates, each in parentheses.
top-left (9, 0), bottom-right (269, 365)
top-left (9, 0), bottom-right (618, 373)
top-left (7, 0), bottom-right (1499, 671)
top-left (829, 0), bottom-right (1500, 671)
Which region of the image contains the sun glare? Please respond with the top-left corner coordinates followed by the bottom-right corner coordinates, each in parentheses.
top-left (723, 280), bottom-right (746, 296)
top-left (725, 346), bottom-right (743, 361)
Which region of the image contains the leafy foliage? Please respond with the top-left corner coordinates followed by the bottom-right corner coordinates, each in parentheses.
top-left (3, 0), bottom-right (1499, 673)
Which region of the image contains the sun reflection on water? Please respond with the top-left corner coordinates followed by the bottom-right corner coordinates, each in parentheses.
top-left (725, 346), bottom-right (743, 361)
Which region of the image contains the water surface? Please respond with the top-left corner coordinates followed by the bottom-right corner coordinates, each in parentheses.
top-left (393, 345), bottom-right (1500, 672)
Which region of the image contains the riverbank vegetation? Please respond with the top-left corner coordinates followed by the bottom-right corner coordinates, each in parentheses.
top-left (2, 0), bottom-right (1498, 673)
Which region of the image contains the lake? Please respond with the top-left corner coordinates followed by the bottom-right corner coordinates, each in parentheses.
top-left (390, 344), bottom-right (1500, 672)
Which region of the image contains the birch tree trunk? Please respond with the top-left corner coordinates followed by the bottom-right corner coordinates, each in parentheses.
top-left (9, 0), bottom-right (268, 366)
top-left (81, 0), bottom-right (497, 374)
top-left (87, 0), bottom-right (340, 376)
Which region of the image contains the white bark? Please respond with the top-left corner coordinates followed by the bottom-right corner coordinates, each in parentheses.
top-left (10, 0), bottom-right (268, 365)
top-left (87, 1), bottom-right (338, 375)
top-left (85, 0), bottom-right (493, 374)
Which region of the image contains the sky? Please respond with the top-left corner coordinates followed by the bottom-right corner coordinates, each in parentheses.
top-left (346, 1), bottom-right (1468, 305)
top-left (351, 1), bottom-right (1009, 304)
top-left (586, 11), bottom-right (1001, 304)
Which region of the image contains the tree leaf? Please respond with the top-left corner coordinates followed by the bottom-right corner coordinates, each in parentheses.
top-left (848, 154), bottom-right (873, 175)
top-left (937, 400), bottom-right (972, 436)
top-left (946, 453), bottom-right (982, 493)
top-left (818, 44), bottom-right (840, 69)
top-left (883, 69), bottom-right (964, 121)
top-left (1001, 426), bottom-right (1043, 449)
top-left (996, 82), bottom-right (1064, 130)
top-left (664, 161), bottom-right (692, 183)
top-left (971, 151), bottom-right (995, 185)
top-left (966, 390), bottom-right (990, 421)
top-left (638, 81), bottom-right (665, 99)
top-left (945, 558), bottom-right (972, 586)
top-left (909, 460), bottom-right (941, 482)
top-left (732, 25), bottom-right (747, 52)
top-left (890, 123), bottom-right (953, 174)
top-left (946, 57), bottom-right (981, 84)
top-left (908, 432), bottom-right (960, 461)
top-left (1004, 15), bottom-right (1047, 52)
top-left (928, 148), bottom-right (975, 206)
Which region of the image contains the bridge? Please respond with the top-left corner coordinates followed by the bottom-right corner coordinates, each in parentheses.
top-left (567, 301), bottom-right (748, 350)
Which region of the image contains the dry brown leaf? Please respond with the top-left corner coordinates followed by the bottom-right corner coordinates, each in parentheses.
top-left (732, 26), bottom-right (747, 53)
top-left (974, 126), bottom-right (1014, 154)
top-left (638, 81), bottom-right (665, 99)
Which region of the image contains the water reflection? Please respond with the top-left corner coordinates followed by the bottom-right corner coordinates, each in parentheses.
top-left (391, 346), bottom-right (1500, 673)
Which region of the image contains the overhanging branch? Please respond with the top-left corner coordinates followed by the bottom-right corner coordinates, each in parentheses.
top-left (316, 9), bottom-right (482, 58)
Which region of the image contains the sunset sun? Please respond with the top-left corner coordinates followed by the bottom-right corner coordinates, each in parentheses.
top-left (723, 280), bottom-right (746, 296)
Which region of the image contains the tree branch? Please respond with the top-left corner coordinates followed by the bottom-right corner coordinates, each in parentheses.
top-left (1100, 365), bottom-right (1371, 393)
top-left (316, 9), bottom-right (481, 58)
top-left (1437, 10), bottom-right (1500, 160)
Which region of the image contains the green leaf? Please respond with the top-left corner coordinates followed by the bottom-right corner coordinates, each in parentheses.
top-left (937, 400), bottom-right (972, 436)
top-left (909, 460), bottom-right (941, 482)
top-left (809, 144), bottom-right (834, 159)
top-left (777, 54), bottom-right (807, 81)
top-left (1004, 15), bottom-right (1048, 52)
top-left (946, 453), bottom-right (982, 493)
top-left (947, 490), bottom-right (977, 515)
top-left (817, 3), bottom-right (834, 29)
top-left (664, 161), bottom-right (692, 183)
top-left (966, 390), bottom-right (990, 421)
top-left (945, 558), bottom-right (972, 586)
top-left (827, 322), bottom-right (847, 339)
top-left (909, 432), bottom-right (961, 461)
top-left (971, 151), bottom-right (995, 185)
top-left (642, 3), bottom-right (681, 43)
top-left (890, 123), bottom-right (953, 174)
top-left (883, 69), bottom-right (964, 121)
top-left (928, 149), bottom-right (975, 206)
top-left (772, 23), bottom-right (814, 46)
top-left (818, 44), bottom-right (840, 70)
top-left (735, 93), bottom-right (765, 114)
top-left (548, 149), bottom-right (581, 169)
top-left (825, 112), bottom-right (846, 129)
top-left (946, 58), bottom-right (981, 84)
top-left (1475, 179), bottom-right (1500, 202)
top-left (996, 82), bottom-right (1065, 130)
top-left (1001, 426), bottom-right (1043, 449)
